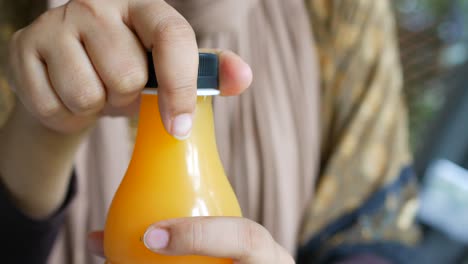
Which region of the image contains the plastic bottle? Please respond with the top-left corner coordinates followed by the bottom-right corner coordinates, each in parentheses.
top-left (104, 53), bottom-right (242, 264)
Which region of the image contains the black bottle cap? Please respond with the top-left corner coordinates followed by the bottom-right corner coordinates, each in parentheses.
top-left (145, 52), bottom-right (219, 90)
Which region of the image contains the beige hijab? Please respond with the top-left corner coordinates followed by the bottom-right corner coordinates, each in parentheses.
top-left (48, 0), bottom-right (320, 263)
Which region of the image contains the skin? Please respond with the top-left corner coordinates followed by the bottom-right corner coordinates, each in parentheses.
top-left (88, 217), bottom-right (295, 264)
top-left (0, 0), bottom-right (293, 262)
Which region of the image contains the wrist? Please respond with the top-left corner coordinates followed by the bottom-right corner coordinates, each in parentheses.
top-left (0, 100), bottom-right (89, 218)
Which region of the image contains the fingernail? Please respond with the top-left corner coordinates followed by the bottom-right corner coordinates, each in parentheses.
top-left (144, 227), bottom-right (170, 250)
top-left (171, 114), bottom-right (192, 140)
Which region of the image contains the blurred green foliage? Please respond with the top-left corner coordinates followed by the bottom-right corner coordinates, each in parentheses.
top-left (395, 0), bottom-right (468, 151)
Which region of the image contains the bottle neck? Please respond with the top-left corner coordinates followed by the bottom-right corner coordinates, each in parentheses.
top-left (133, 94), bottom-right (217, 155)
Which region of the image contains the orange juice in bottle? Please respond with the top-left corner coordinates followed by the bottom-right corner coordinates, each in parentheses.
top-left (104, 53), bottom-right (242, 264)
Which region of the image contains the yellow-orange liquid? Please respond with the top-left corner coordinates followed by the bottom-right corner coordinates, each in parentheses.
top-left (104, 94), bottom-right (242, 264)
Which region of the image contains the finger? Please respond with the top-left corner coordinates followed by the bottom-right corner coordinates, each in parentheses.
top-left (200, 49), bottom-right (253, 96)
top-left (67, 1), bottom-right (147, 108)
top-left (128, 0), bottom-right (198, 139)
top-left (143, 217), bottom-right (293, 264)
top-left (9, 30), bottom-right (68, 129)
top-left (87, 231), bottom-right (105, 258)
top-left (39, 33), bottom-right (106, 116)
top-left (101, 94), bottom-right (141, 117)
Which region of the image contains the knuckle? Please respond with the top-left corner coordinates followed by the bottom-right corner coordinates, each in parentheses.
top-left (70, 0), bottom-right (101, 18)
top-left (110, 67), bottom-right (146, 96)
top-left (162, 79), bottom-right (196, 114)
top-left (187, 221), bottom-right (204, 254)
top-left (239, 220), bottom-right (271, 256)
top-left (34, 101), bottom-right (62, 119)
top-left (69, 87), bottom-right (105, 113)
top-left (164, 77), bottom-right (197, 97)
top-left (10, 29), bottom-right (29, 53)
top-left (154, 15), bottom-right (195, 42)
top-left (33, 9), bottom-right (56, 27)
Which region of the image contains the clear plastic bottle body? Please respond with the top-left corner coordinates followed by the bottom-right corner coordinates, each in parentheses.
top-left (104, 94), bottom-right (242, 264)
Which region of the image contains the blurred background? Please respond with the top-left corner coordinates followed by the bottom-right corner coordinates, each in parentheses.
top-left (395, 0), bottom-right (468, 263)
